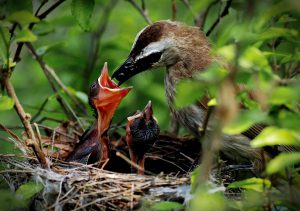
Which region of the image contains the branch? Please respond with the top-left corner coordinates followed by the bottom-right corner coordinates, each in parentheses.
top-left (206, 0), bottom-right (232, 36)
top-left (4, 77), bottom-right (36, 142)
top-left (172, 0), bottom-right (177, 21)
top-left (26, 139), bottom-right (50, 169)
top-left (126, 0), bottom-right (152, 24)
top-left (195, 0), bottom-right (218, 29)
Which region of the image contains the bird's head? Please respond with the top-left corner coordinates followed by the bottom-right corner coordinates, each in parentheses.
top-left (127, 101), bottom-right (160, 142)
top-left (112, 20), bottom-right (212, 84)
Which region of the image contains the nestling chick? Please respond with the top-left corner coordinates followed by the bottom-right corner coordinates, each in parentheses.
top-left (66, 63), bottom-right (131, 165)
top-left (112, 20), bottom-right (263, 165)
top-left (126, 101), bottom-right (160, 174)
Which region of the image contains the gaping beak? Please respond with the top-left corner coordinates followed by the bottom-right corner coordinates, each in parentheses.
top-left (142, 100), bottom-right (153, 122)
top-left (93, 62), bottom-right (132, 136)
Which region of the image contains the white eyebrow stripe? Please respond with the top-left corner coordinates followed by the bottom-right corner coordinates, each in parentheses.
top-left (131, 26), bottom-right (149, 50)
top-left (135, 38), bottom-right (173, 61)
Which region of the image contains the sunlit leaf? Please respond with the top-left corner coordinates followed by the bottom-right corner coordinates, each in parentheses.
top-left (251, 127), bottom-right (300, 148)
top-left (216, 44), bottom-right (235, 62)
top-left (207, 98), bottom-right (217, 106)
top-left (0, 96), bottom-right (15, 110)
top-left (16, 181), bottom-right (44, 203)
top-left (266, 153), bottom-right (300, 175)
top-left (223, 110), bottom-right (267, 135)
top-left (228, 177), bottom-right (271, 192)
top-left (71, 0), bottom-right (95, 31)
top-left (75, 91), bottom-right (88, 104)
top-left (14, 28), bottom-right (37, 42)
top-left (151, 201), bottom-right (184, 211)
top-left (6, 11), bottom-right (39, 24)
top-left (269, 86), bottom-right (299, 106)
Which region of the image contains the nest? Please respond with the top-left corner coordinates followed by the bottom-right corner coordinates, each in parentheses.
top-left (0, 120), bottom-right (249, 210)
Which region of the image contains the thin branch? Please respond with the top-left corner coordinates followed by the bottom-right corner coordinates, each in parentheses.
top-left (206, 0), bottom-right (232, 36)
top-left (195, 0), bottom-right (218, 29)
top-left (0, 123), bottom-right (23, 143)
top-left (126, 0), bottom-right (152, 24)
top-left (4, 77), bottom-right (37, 142)
top-left (200, 106), bottom-right (214, 137)
top-left (25, 139), bottom-right (49, 169)
top-left (172, 0), bottom-right (177, 21)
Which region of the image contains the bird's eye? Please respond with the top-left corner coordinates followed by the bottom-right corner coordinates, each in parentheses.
top-left (137, 52), bottom-right (162, 67)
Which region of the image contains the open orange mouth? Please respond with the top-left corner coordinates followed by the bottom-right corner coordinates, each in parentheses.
top-left (93, 63), bottom-right (132, 162)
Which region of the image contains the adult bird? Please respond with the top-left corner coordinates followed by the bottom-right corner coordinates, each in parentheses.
top-left (66, 63), bottom-right (131, 165)
top-left (112, 20), bottom-right (264, 165)
top-left (126, 101), bottom-right (160, 174)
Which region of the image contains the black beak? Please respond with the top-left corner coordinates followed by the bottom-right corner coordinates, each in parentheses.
top-left (112, 57), bottom-right (137, 85)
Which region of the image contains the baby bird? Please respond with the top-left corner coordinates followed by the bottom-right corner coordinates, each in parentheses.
top-left (66, 63), bottom-right (131, 165)
top-left (126, 101), bottom-right (160, 174)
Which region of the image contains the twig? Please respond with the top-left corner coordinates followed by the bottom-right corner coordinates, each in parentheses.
top-left (4, 77), bottom-right (37, 142)
top-left (200, 106), bottom-right (214, 137)
top-left (172, 0), bottom-right (177, 21)
top-left (126, 0), bottom-right (152, 24)
top-left (206, 0), bottom-right (232, 36)
top-left (83, 0), bottom-right (119, 90)
top-left (116, 151), bottom-right (154, 175)
top-left (25, 139), bottom-right (49, 169)
top-left (31, 97), bottom-right (49, 122)
top-left (196, 0), bottom-right (218, 29)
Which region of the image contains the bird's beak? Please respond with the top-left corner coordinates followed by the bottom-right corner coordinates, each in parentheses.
top-left (93, 62), bottom-right (132, 136)
top-left (142, 100), bottom-right (153, 122)
top-left (112, 55), bottom-right (154, 85)
top-left (112, 57), bottom-right (136, 85)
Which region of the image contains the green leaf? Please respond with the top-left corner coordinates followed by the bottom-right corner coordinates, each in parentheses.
top-left (16, 181), bottom-right (43, 203)
top-left (266, 153), bottom-right (300, 175)
top-left (228, 177), bottom-right (271, 192)
top-left (6, 11), bottom-right (39, 24)
top-left (151, 201), bottom-right (184, 211)
top-left (251, 127), bottom-right (300, 148)
top-left (195, 63), bottom-right (228, 83)
top-left (269, 87), bottom-right (300, 106)
top-left (14, 29), bottom-right (37, 42)
top-left (71, 0), bottom-right (95, 31)
top-left (0, 96), bottom-right (15, 110)
top-left (175, 79), bottom-right (207, 108)
top-left (0, 190), bottom-right (26, 210)
top-left (258, 27), bottom-right (298, 41)
top-left (223, 110), bottom-right (267, 135)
